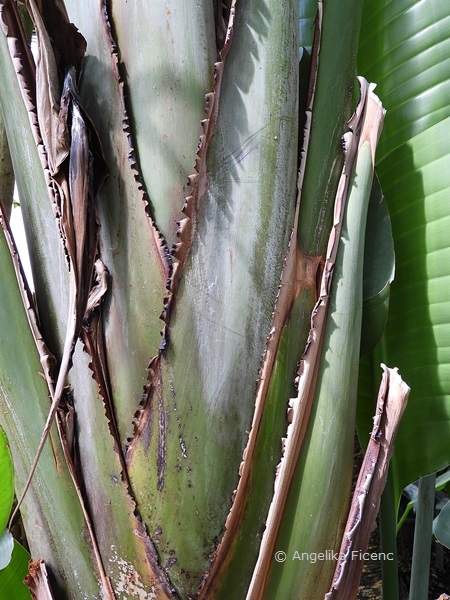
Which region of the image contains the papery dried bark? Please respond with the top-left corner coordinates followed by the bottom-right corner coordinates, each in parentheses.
top-left (24, 559), bottom-right (54, 600)
top-left (325, 365), bottom-right (410, 599)
top-left (80, 259), bottom-right (126, 466)
top-left (26, 0), bottom-right (85, 175)
top-left (12, 65), bottom-right (105, 518)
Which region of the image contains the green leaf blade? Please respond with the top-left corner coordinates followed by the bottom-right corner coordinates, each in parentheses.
top-left (359, 2), bottom-right (450, 161)
top-left (0, 540), bottom-right (30, 600)
top-left (358, 0), bottom-right (450, 506)
top-left (375, 118), bottom-right (450, 499)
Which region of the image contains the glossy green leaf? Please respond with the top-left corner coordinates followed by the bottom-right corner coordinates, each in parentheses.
top-left (0, 540), bottom-right (30, 600)
top-left (0, 427), bottom-right (13, 532)
top-left (359, 1), bottom-right (450, 162)
top-left (360, 175), bottom-right (395, 357)
top-left (358, 0), bottom-right (450, 503)
top-left (434, 499), bottom-right (450, 549)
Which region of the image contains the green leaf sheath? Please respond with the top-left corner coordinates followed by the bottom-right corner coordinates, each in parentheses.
top-left (297, 0), bottom-right (364, 256)
top-left (64, 0), bottom-right (177, 443)
top-left (265, 102), bottom-right (383, 599)
top-left (2, 0), bottom-right (447, 597)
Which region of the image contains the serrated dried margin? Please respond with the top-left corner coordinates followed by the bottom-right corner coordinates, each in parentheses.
top-left (99, 0), bottom-right (170, 280)
top-left (128, 1), bottom-right (237, 455)
top-left (2, 3), bottom-right (175, 596)
top-left (162, 0), bottom-right (236, 323)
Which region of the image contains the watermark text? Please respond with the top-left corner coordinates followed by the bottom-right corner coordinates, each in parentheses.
top-left (274, 550), bottom-right (394, 563)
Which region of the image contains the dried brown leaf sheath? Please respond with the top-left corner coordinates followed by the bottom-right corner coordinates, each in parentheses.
top-left (24, 559), bottom-right (54, 600)
top-left (325, 365), bottom-right (410, 599)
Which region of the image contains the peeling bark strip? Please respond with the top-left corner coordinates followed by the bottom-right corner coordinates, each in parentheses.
top-left (325, 365), bottom-right (410, 600)
top-left (0, 0), bottom-right (59, 216)
top-left (245, 79), bottom-right (385, 600)
top-left (12, 57), bottom-right (105, 516)
top-left (24, 559), bottom-right (55, 600)
top-left (80, 259), bottom-right (129, 475)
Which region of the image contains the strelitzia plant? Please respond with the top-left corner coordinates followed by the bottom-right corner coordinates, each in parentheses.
top-left (0, 0), bottom-right (449, 599)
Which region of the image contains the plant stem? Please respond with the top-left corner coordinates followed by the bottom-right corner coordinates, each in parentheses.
top-left (380, 472), bottom-right (399, 600)
top-left (409, 473), bottom-right (436, 600)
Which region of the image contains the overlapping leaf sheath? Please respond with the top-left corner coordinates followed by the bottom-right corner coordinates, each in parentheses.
top-left (123, 0), bottom-right (299, 594)
top-left (0, 0), bottom-right (176, 596)
top-left (263, 81), bottom-right (385, 600)
top-left (0, 0), bottom-right (426, 598)
top-left (13, 0), bottom-right (108, 517)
